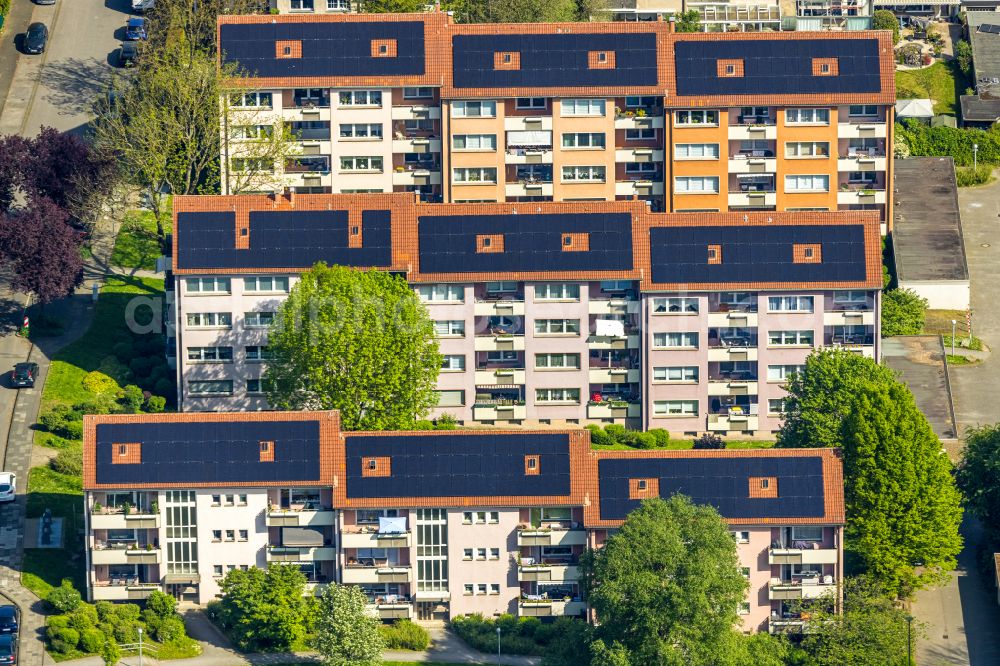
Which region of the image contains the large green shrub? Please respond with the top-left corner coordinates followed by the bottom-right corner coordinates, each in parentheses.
top-left (82, 371), bottom-right (120, 395)
top-left (39, 405), bottom-right (84, 440)
top-left (48, 626), bottom-right (80, 653)
top-left (67, 604), bottom-right (98, 631)
top-left (873, 9), bottom-right (900, 44)
top-left (378, 619), bottom-right (430, 650)
top-left (897, 120), bottom-right (1000, 166)
top-left (881, 288), bottom-right (928, 337)
top-left (154, 617), bottom-right (185, 643)
top-left (450, 613), bottom-right (572, 656)
top-left (956, 164), bottom-right (993, 187)
top-left (51, 448), bottom-right (83, 476)
top-left (145, 590), bottom-right (177, 618)
top-left (80, 628), bottom-right (106, 653)
top-left (47, 580), bottom-right (82, 613)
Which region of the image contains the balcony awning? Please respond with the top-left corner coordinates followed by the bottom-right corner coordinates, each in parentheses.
top-left (476, 384), bottom-right (521, 390)
top-left (595, 319), bottom-right (626, 337)
top-left (414, 591), bottom-right (451, 601)
top-left (378, 516), bottom-right (407, 534)
top-left (507, 130), bottom-right (552, 146)
top-left (163, 574), bottom-right (200, 584)
top-left (282, 526), bottom-right (324, 547)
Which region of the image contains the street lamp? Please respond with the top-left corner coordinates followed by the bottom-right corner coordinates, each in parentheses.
top-left (905, 614), bottom-right (914, 665)
top-left (951, 319), bottom-right (957, 358)
top-left (496, 627), bottom-right (501, 666)
top-left (974, 143), bottom-right (979, 172)
top-left (137, 627), bottom-right (144, 666)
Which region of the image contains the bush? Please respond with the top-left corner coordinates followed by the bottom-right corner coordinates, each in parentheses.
top-left (145, 590), bottom-right (177, 619)
top-left (956, 39), bottom-right (973, 76)
top-left (146, 395), bottom-right (166, 413)
top-left (154, 617), bottom-right (185, 643)
top-left (956, 164), bottom-right (993, 187)
top-left (603, 424), bottom-right (628, 444)
top-left (434, 413), bottom-right (458, 430)
top-left (378, 620), bottom-right (430, 650)
top-left (73, 395), bottom-right (118, 415)
top-left (873, 9), bottom-right (899, 44)
top-left (95, 601), bottom-right (116, 622)
top-left (47, 580), bottom-right (82, 613)
top-left (43, 435), bottom-right (75, 449)
top-left (39, 405), bottom-right (84, 440)
top-left (82, 371), bottom-right (120, 395)
top-left (153, 378), bottom-right (173, 398)
top-left (120, 385), bottom-right (145, 413)
top-left (693, 433), bottom-right (725, 449)
top-left (882, 288), bottom-right (928, 337)
top-left (630, 432), bottom-right (656, 449)
top-left (79, 628), bottom-right (106, 653)
top-left (897, 120), bottom-right (1000, 166)
top-left (49, 626), bottom-right (80, 653)
top-left (51, 448), bottom-right (83, 476)
top-left (67, 603), bottom-right (98, 631)
top-left (48, 616), bottom-right (70, 630)
top-left (450, 614), bottom-right (560, 656)
top-left (129, 357), bottom-right (153, 378)
top-left (649, 429), bottom-right (671, 448)
top-left (585, 424), bottom-right (611, 447)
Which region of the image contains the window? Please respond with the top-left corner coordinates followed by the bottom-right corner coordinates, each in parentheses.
top-left (561, 99), bottom-right (605, 116)
top-left (436, 390), bottom-right (465, 407)
top-left (767, 365), bottom-right (805, 381)
top-left (849, 138), bottom-right (881, 152)
top-left (230, 157), bottom-right (273, 174)
top-left (674, 109), bottom-right (718, 126)
top-left (244, 311), bottom-right (274, 328)
top-left (767, 296), bottom-right (814, 312)
top-left (452, 100), bottom-right (496, 118)
top-left (453, 167), bottom-right (497, 183)
top-left (474, 548), bottom-right (486, 560)
top-left (652, 297), bottom-right (699, 314)
top-left (535, 353), bottom-right (580, 369)
top-left (653, 366), bottom-right (699, 382)
top-left (561, 133), bottom-right (605, 149)
top-left (463, 548), bottom-right (473, 560)
top-left (187, 347), bottom-right (233, 362)
top-left (561, 166), bottom-right (605, 182)
top-left (328, 0), bottom-right (350, 8)
top-left (441, 355), bottom-right (465, 371)
top-left (625, 162), bottom-right (658, 175)
top-left (637, 479), bottom-right (647, 490)
top-left (289, 0), bottom-right (313, 9)
top-left (186, 277), bottom-right (230, 294)
top-left (768, 398), bottom-right (786, 414)
top-left (225, 495), bottom-right (234, 506)
top-left (731, 531), bottom-right (750, 544)
top-left (739, 602), bottom-right (751, 616)
top-left (417, 284), bottom-right (464, 302)
top-left (238, 530), bottom-right (248, 541)
top-left (626, 127), bottom-right (656, 140)
top-left (433, 320), bottom-right (465, 337)
top-left (404, 119), bottom-right (434, 133)
top-left (230, 92), bottom-right (272, 108)
top-left (244, 276), bottom-right (289, 293)
top-left (768, 330), bottom-right (814, 346)
top-left (834, 290), bottom-right (868, 304)
top-left (485, 281), bottom-right (517, 294)
top-left (849, 104), bottom-right (878, 117)
top-left (212, 530), bottom-right (222, 541)
top-left (238, 494), bottom-right (247, 505)
top-left (453, 134), bottom-right (496, 151)
top-left (515, 97), bottom-right (546, 109)
top-left (489, 511), bottom-right (499, 523)
top-left (848, 171), bottom-right (876, 184)
top-left (534, 319), bottom-right (580, 335)
top-left (464, 584), bottom-right (473, 595)
top-left (403, 87), bottom-right (433, 99)
top-left (245, 345), bottom-right (274, 362)
top-left (231, 124), bottom-right (274, 140)
top-left (225, 530), bottom-right (235, 542)
top-left (675, 176), bottom-right (719, 193)
top-left (489, 548), bottom-right (500, 560)
top-left (674, 143), bottom-right (719, 159)
top-left (339, 156), bottom-right (384, 172)
top-left (784, 175), bottom-right (829, 192)
top-left (791, 526), bottom-right (824, 541)
top-left (653, 332), bottom-right (698, 348)
top-left (490, 583), bottom-right (500, 594)
top-left (487, 350), bottom-right (518, 362)
top-left (477, 583), bottom-right (488, 595)
top-left (246, 378), bottom-right (272, 394)
top-left (785, 108), bottom-right (829, 125)
top-left (338, 90), bottom-right (382, 107)
top-left (213, 565), bottom-right (223, 577)
top-left (653, 400), bottom-right (698, 415)
top-left (339, 124), bottom-right (383, 139)
top-left (535, 283), bottom-right (579, 300)
top-left (535, 388), bottom-right (581, 403)
top-left (211, 495), bottom-right (221, 505)
top-left (785, 142), bottom-right (829, 158)
top-left (625, 95), bottom-right (658, 108)
top-left (186, 312), bottom-right (232, 328)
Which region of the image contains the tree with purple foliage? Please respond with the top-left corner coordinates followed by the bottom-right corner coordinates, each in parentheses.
top-left (0, 197), bottom-right (84, 304)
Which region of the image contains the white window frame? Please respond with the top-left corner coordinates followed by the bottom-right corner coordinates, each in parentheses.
top-left (653, 400), bottom-right (698, 416)
top-left (441, 355), bottom-right (466, 372)
top-left (848, 104), bottom-right (879, 117)
top-left (784, 108), bottom-right (829, 125)
top-left (535, 388), bottom-right (581, 404)
top-left (675, 176), bottom-right (719, 193)
top-left (768, 330), bottom-right (814, 347)
top-left (653, 332), bottom-right (699, 349)
top-left (674, 109), bottom-right (718, 126)
top-left (785, 142), bottom-right (829, 158)
top-left (768, 398), bottom-right (786, 414)
top-left (534, 283), bottom-right (580, 301)
top-left (535, 353), bottom-right (580, 370)
top-left (186, 312), bottom-right (232, 328)
top-left (560, 99), bottom-right (605, 117)
top-left (244, 345), bottom-right (274, 362)
top-left (417, 284), bottom-right (464, 302)
top-left (453, 167), bottom-right (498, 184)
top-left (453, 134), bottom-right (497, 151)
top-left (452, 100), bottom-right (497, 118)
top-left (767, 365), bottom-right (805, 382)
top-left (337, 90), bottom-right (382, 107)
top-left (625, 128), bottom-right (656, 141)
top-left (243, 276), bottom-right (289, 293)
top-left (674, 143), bottom-right (719, 159)
top-left (403, 87), bottom-right (434, 99)
top-left (561, 165), bottom-right (605, 182)
top-left (833, 290), bottom-right (869, 304)
top-left (339, 156), bottom-right (384, 172)
top-left (784, 174), bottom-right (829, 192)
top-left (652, 297), bottom-right (699, 314)
top-left (244, 311), bottom-right (275, 328)
top-left (534, 319), bottom-right (580, 335)
top-left (185, 277), bottom-right (231, 294)
top-left (561, 133), bottom-right (606, 149)
top-left (187, 347), bottom-right (233, 362)
top-left (188, 380), bottom-right (233, 395)
top-left (767, 296), bottom-right (814, 312)
top-left (433, 320), bottom-right (465, 337)
top-left (652, 366), bottom-right (699, 383)
top-left (339, 124), bottom-right (383, 140)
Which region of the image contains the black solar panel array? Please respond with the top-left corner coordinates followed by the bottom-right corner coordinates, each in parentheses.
top-left (451, 33), bottom-right (658, 89)
top-left (979, 23), bottom-right (1000, 33)
top-left (674, 39), bottom-right (882, 96)
top-left (418, 213), bottom-right (634, 274)
top-left (175, 210), bottom-right (392, 270)
top-left (219, 21), bottom-right (426, 79)
top-left (345, 433), bottom-right (572, 499)
top-left (94, 421), bottom-right (322, 485)
top-left (598, 456), bottom-right (826, 521)
top-left (648, 225), bottom-right (867, 284)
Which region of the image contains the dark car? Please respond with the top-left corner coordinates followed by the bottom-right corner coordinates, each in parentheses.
top-left (0, 634), bottom-right (15, 666)
top-left (0, 606), bottom-right (17, 635)
top-left (118, 40), bottom-right (138, 67)
top-left (125, 17), bottom-right (147, 41)
top-left (10, 363), bottom-right (38, 388)
top-left (23, 23), bottom-right (48, 54)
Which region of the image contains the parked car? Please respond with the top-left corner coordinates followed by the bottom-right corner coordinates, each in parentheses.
top-left (36, 0), bottom-right (55, 6)
top-left (0, 634), bottom-right (16, 666)
top-left (125, 17), bottom-right (147, 41)
top-left (0, 473), bottom-right (14, 504)
top-left (23, 23), bottom-right (48, 55)
top-left (131, 0), bottom-right (154, 11)
top-left (118, 40), bottom-right (138, 67)
top-left (10, 363), bottom-right (38, 388)
top-left (0, 606), bottom-right (18, 635)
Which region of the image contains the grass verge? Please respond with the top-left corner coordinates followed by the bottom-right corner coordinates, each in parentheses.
top-left (110, 207), bottom-right (172, 272)
top-left (22, 467), bottom-right (85, 598)
top-left (947, 354), bottom-right (980, 366)
top-left (943, 334), bottom-right (985, 351)
top-left (923, 309), bottom-right (969, 337)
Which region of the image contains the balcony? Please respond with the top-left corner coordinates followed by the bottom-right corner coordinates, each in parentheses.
top-left (267, 546), bottom-right (336, 563)
top-left (707, 311), bottom-right (758, 328)
top-left (266, 508), bottom-right (336, 528)
top-left (615, 179), bottom-right (665, 197)
top-left (517, 526), bottom-right (588, 547)
top-left (589, 368), bottom-right (640, 384)
top-left (505, 182), bottom-right (554, 198)
top-left (517, 561), bottom-right (580, 582)
top-left (519, 599), bottom-right (587, 617)
top-left (587, 401), bottom-right (641, 420)
top-left (768, 579), bottom-right (836, 601)
top-left (504, 116), bottom-right (554, 131)
top-left (92, 580), bottom-right (160, 601)
top-left (837, 121), bottom-right (886, 139)
top-left (475, 334), bottom-right (526, 352)
top-left (708, 329), bottom-right (758, 350)
top-left (474, 298), bottom-right (525, 317)
top-left (614, 114), bottom-right (664, 130)
top-left (341, 528), bottom-right (411, 550)
top-left (91, 545), bottom-right (161, 565)
top-left (708, 408), bottom-right (759, 432)
top-left (768, 547), bottom-right (839, 565)
top-left (391, 105), bottom-right (441, 121)
top-left (90, 510), bottom-right (159, 530)
top-left (588, 297), bottom-right (639, 315)
top-left (473, 403), bottom-right (527, 422)
top-left (367, 600), bottom-right (413, 620)
top-left (837, 155), bottom-right (887, 172)
top-left (728, 191), bottom-right (776, 208)
top-left (728, 121), bottom-right (777, 141)
top-left (392, 137), bottom-right (442, 153)
top-left (615, 148), bottom-right (664, 163)
top-left (836, 186), bottom-right (886, 205)
top-left (342, 564), bottom-right (413, 584)
top-left (475, 369), bottom-right (527, 385)
top-left (707, 380), bottom-right (758, 397)
top-left (588, 334), bottom-right (639, 350)
top-left (505, 147), bottom-right (554, 164)
top-left (392, 168), bottom-right (442, 186)
top-left (769, 617), bottom-right (806, 634)
top-left (707, 347), bottom-right (758, 363)
top-left (823, 310), bottom-right (875, 327)
top-left (729, 155), bottom-right (778, 175)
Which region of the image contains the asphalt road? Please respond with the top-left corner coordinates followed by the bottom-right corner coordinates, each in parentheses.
top-left (0, 0), bottom-right (127, 137)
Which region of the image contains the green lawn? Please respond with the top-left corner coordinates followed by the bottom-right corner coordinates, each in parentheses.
top-left (895, 61), bottom-right (970, 116)
top-left (592, 440), bottom-right (774, 451)
top-left (22, 467), bottom-right (85, 598)
top-left (110, 208), bottom-right (172, 272)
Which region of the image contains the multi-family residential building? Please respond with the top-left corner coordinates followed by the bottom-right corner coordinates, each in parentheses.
top-left (82, 410), bottom-right (845, 633)
top-left (170, 193), bottom-right (882, 435)
top-left (216, 13), bottom-right (894, 224)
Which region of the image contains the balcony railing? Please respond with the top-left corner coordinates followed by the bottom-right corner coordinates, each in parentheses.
top-left (291, 97), bottom-right (330, 109)
top-left (733, 117), bottom-right (776, 126)
top-left (708, 336), bottom-right (758, 349)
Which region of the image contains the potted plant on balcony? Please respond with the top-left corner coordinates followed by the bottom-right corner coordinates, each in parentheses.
top-left (150, 501), bottom-right (158, 515)
top-left (395, 166), bottom-right (404, 173)
top-left (92, 502), bottom-right (102, 514)
top-left (122, 502), bottom-right (133, 516)
top-left (145, 543), bottom-right (154, 551)
top-left (635, 108), bottom-right (647, 118)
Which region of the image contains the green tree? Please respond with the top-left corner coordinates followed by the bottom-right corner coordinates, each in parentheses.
top-left (264, 263), bottom-right (441, 430)
top-left (216, 565), bottom-right (309, 652)
top-left (800, 576), bottom-right (921, 666)
top-left (359, 0), bottom-right (427, 11)
top-left (777, 349), bottom-right (898, 449)
top-left (444, 0), bottom-right (598, 23)
top-left (145, 590), bottom-right (178, 619)
top-left (957, 424), bottom-right (1000, 539)
top-left (842, 382), bottom-right (963, 594)
top-left (881, 288), bottom-right (927, 337)
top-left (580, 496), bottom-right (748, 665)
top-left (955, 39), bottom-right (974, 76)
top-left (674, 9), bottom-right (701, 32)
top-left (314, 584), bottom-right (384, 666)
top-left (873, 9), bottom-right (900, 44)
top-left (100, 639), bottom-right (122, 666)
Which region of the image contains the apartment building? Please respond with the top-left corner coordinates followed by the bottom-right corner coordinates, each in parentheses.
top-left (82, 410), bottom-right (845, 634)
top-left (217, 13), bottom-right (894, 224)
top-left (170, 193), bottom-right (882, 435)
